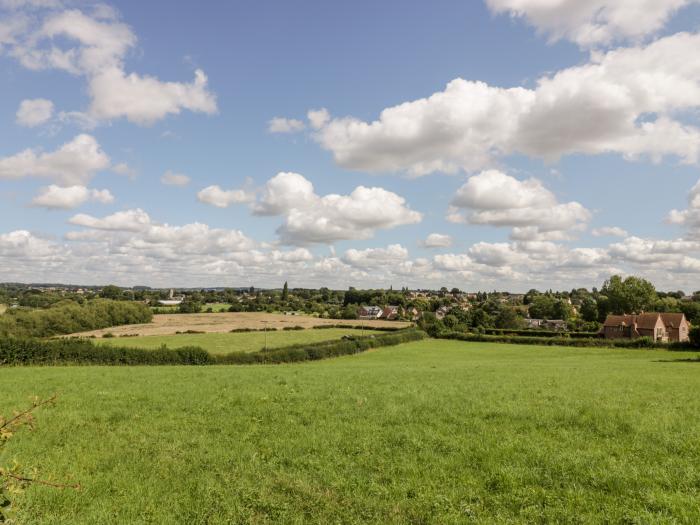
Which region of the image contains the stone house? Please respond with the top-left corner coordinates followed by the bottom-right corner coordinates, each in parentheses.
top-left (602, 313), bottom-right (690, 342)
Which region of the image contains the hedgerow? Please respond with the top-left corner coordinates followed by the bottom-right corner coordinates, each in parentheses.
top-left (436, 331), bottom-right (696, 350)
top-left (0, 329), bottom-right (426, 367)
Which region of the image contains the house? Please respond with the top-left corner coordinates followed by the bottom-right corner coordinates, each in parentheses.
top-left (402, 306), bottom-right (421, 321)
top-left (379, 306), bottom-right (400, 320)
top-left (602, 312), bottom-right (690, 342)
top-left (544, 319), bottom-right (567, 331)
top-left (524, 318), bottom-right (544, 329)
top-left (436, 305), bottom-right (452, 320)
top-left (358, 306), bottom-right (383, 320)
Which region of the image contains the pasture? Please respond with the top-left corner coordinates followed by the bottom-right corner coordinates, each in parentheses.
top-left (68, 311), bottom-right (410, 338)
top-left (2, 340), bottom-right (700, 523)
top-left (97, 327), bottom-right (383, 354)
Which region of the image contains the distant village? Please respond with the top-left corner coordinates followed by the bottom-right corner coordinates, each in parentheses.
top-left (2, 275), bottom-right (698, 344)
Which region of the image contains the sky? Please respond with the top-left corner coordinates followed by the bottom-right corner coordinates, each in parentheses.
top-left (2, 0), bottom-right (700, 291)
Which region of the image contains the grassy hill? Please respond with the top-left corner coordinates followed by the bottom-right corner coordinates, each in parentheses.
top-left (2, 340), bottom-right (699, 523)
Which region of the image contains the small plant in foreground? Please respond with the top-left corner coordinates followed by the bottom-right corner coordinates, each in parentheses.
top-left (1, 395), bottom-right (79, 522)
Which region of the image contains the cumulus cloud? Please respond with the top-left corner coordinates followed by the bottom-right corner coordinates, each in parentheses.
top-left (268, 117), bottom-right (305, 134)
top-left (0, 134), bottom-right (110, 185)
top-left (197, 184), bottom-right (255, 208)
top-left (311, 32), bottom-right (700, 176)
top-left (16, 98), bottom-right (54, 126)
top-left (421, 233), bottom-right (453, 248)
top-left (448, 170), bottom-right (590, 239)
top-left (592, 226), bottom-right (629, 237)
top-left (342, 244), bottom-right (409, 268)
top-left (31, 184), bottom-right (114, 209)
top-left (2, 4), bottom-right (217, 125)
top-left (252, 172), bottom-right (422, 244)
top-left (307, 108), bottom-right (330, 130)
top-left (486, 0), bottom-right (698, 47)
top-left (668, 178), bottom-right (700, 234)
top-left (160, 170), bottom-right (190, 186)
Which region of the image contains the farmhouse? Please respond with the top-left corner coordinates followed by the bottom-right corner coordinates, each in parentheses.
top-left (380, 306), bottom-right (400, 320)
top-left (602, 312), bottom-right (690, 342)
top-left (358, 306), bottom-right (383, 320)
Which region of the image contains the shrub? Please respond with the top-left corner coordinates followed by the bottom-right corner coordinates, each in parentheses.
top-left (282, 326), bottom-right (304, 331)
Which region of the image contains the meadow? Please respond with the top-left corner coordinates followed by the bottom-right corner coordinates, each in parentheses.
top-left (96, 327), bottom-right (383, 354)
top-left (69, 311), bottom-right (409, 338)
top-left (1, 340), bottom-right (699, 523)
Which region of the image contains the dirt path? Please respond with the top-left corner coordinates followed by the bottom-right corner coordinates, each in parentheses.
top-left (68, 312), bottom-right (411, 337)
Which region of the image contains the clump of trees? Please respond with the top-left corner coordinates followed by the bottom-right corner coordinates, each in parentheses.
top-left (0, 300), bottom-right (153, 338)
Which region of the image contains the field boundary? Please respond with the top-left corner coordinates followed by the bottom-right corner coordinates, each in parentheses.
top-left (0, 329), bottom-right (426, 367)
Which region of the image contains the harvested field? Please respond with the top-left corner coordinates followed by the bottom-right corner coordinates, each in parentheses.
top-left (68, 312), bottom-right (410, 337)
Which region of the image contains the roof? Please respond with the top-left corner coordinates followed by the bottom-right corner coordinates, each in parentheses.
top-left (603, 312), bottom-right (686, 330)
top-left (660, 312), bottom-right (686, 329)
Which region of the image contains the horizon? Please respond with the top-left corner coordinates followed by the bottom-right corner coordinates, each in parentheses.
top-left (2, 1), bottom-right (700, 291)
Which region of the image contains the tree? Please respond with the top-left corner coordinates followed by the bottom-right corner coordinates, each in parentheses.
top-left (495, 306), bottom-right (522, 329)
top-left (580, 298), bottom-right (598, 322)
top-left (601, 275), bottom-right (657, 314)
top-left (100, 285), bottom-right (122, 300)
top-left (282, 281), bottom-right (289, 301)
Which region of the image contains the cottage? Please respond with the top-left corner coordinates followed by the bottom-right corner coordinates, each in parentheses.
top-left (380, 306), bottom-right (400, 320)
top-left (602, 312), bottom-right (690, 342)
top-left (358, 306), bottom-right (383, 320)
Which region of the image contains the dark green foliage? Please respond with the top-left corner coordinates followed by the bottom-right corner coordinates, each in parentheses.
top-left (689, 327), bottom-right (700, 348)
top-left (483, 328), bottom-right (600, 338)
top-left (282, 326), bottom-right (304, 331)
top-left (436, 331), bottom-right (691, 350)
top-left (602, 275), bottom-right (657, 314)
top-left (310, 324), bottom-right (403, 332)
top-left (218, 329), bottom-right (426, 365)
top-left (0, 299), bottom-right (153, 339)
top-left (0, 330), bottom-right (425, 367)
top-left (0, 338), bottom-right (214, 366)
top-left (178, 298), bottom-right (202, 314)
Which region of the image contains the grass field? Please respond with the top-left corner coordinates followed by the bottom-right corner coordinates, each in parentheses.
top-left (68, 311), bottom-right (410, 338)
top-left (2, 340), bottom-right (700, 523)
top-left (97, 328), bottom-right (383, 354)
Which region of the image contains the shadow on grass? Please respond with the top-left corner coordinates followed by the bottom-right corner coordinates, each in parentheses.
top-left (654, 358), bottom-right (700, 363)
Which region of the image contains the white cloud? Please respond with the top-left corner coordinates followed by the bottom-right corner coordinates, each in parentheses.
top-left (16, 98), bottom-right (54, 126)
top-left (0, 134), bottom-right (110, 185)
top-left (160, 170), bottom-right (190, 186)
top-left (88, 68), bottom-right (217, 125)
top-left (668, 178), bottom-right (700, 235)
top-left (342, 244), bottom-right (409, 268)
top-left (268, 117), bottom-right (305, 134)
top-left (421, 233), bottom-right (453, 248)
top-left (3, 5), bottom-right (218, 125)
top-left (31, 184), bottom-right (114, 209)
top-left (307, 108), bottom-right (330, 130)
top-left (592, 226), bottom-right (628, 237)
top-left (197, 184), bottom-right (255, 208)
top-left (486, 0), bottom-right (698, 47)
top-left (69, 208), bottom-right (151, 232)
top-left (253, 172), bottom-right (422, 245)
top-left (449, 170), bottom-right (591, 239)
top-left (311, 32), bottom-right (700, 176)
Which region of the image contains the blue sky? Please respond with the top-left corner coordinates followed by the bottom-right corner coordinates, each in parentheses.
top-left (2, 0), bottom-right (700, 291)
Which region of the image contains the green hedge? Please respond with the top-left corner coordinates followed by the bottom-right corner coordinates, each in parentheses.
top-left (310, 324), bottom-right (405, 332)
top-left (217, 329), bottom-right (426, 365)
top-left (0, 329), bottom-right (426, 367)
top-left (0, 338), bottom-right (214, 366)
top-left (482, 328), bottom-right (600, 339)
top-left (437, 331), bottom-right (695, 350)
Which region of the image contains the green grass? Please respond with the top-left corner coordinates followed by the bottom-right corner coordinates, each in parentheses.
top-left (96, 328), bottom-right (382, 354)
top-left (2, 340), bottom-right (700, 523)
top-left (202, 303), bottom-right (231, 313)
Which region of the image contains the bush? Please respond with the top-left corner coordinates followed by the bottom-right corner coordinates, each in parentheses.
top-left (0, 299), bottom-right (153, 339)
top-left (282, 326), bottom-right (304, 331)
top-left (436, 331), bottom-right (694, 350)
top-left (689, 326), bottom-right (700, 348)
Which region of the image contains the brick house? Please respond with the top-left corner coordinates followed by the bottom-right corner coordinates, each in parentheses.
top-left (602, 313), bottom-right (690, 342)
